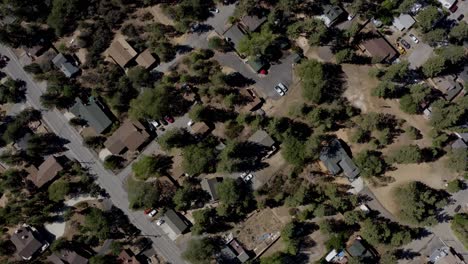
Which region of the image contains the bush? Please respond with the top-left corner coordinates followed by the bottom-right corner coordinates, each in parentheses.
top-left (446, 179), bottom-right (463, 193)
top-left (451, 213), bottom-right (468, 249)
top-left (405, 126), bottom-right (421, 140)
top-left (389, 145), bottom-right (422, 164)
top-left (104, 155), bottom-right (124, 170)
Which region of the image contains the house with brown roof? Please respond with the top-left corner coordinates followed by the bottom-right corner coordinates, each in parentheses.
top-left (108, 38), bottom-right (138, 68)
top-left (11, 224), bottom-right (49, 260)
top-left (359, 32), bottom-right (398, 63)
top-left (48, 250), bottom-right (88, 264)
top-left (118, 249), bottom-right (141, 264)
top-left (189, 122), bottom-right (211, 138)
top-left (26, 156), bottom-right (64, 188)
top-left (241, 15), bottom-right (267, 32)
top-left (135, 49), bottom-right (157, 70)
top-left (104, 120), bottom-right (150, 155)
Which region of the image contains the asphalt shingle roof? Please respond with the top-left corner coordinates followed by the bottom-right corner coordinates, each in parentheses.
top-left (70, 97), bottom-right (113, 134)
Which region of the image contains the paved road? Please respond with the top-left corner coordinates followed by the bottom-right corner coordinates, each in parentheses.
top-left (0, 46), bottom-right (187, 264)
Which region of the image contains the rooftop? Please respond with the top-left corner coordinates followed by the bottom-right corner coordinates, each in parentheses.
top-left (163, 209), bottom-right (189, 235)
top-left (135, 49), bottom-right (157, 69)
top-left (108, 38), bottom-right (138, 68)
top-left (241, 15), bottom-right (267, 32)
top-left (224, 25), bottom-right (247, 51)
top-left (52, 53), bottom-right (79, 78)
top-left (319, 139), bottom-right (360, 181)
top-left (27, 156), bottom-right (63, 188)
top-left (48, 250), bottom-right (88, 264)
top-left (320, 5), bottom-right (344, 27)
top-left (360, 33), bottom-right (398, 62)
top-left (104, 120), bottom-right (150, 154)
top-left (347, 239), bottom-right (373, 259)
top-left (69, 97), bottom-right (113, 134)
top-left (11, 225), bottom-right (46, 260)
top-left (118, 249), bottom-right (141, 264)
top-left (201, 177), bottom-right (220, 201)
top-left (248, 129), bottom-right (275, 148)
top-left (393, 14), bottom-right (416, 31)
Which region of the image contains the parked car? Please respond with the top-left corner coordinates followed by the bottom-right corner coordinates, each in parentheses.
top-left (454, 205), bottom-right (462, 213)
top-left (209, 8), bottom-right (219, 13)
top-left (457, 14), bottom-right (464, 21)
top-left (187, 119), bottom-right (194, 126)
top-left (396, 44), bottom-right (406, 55)
top-left (149, 120), bottom-right (160, 129)
top-left (409, 34), bottom-right (419, 44)
top-left (401, 39), bottom-right (411, 49)
top-left (274, 85), bottom-right (285, 96)
top-left (164, 115), bottom-right (174, 123)
top-left (144, 208), bottom-right (152, 215)
top-left (148, 209), bottom-right (158, 217)
top-left (449, 5), bottom-right (458, 13)
top-left (278, 82), bottom-right (288, 93)
top-left (240, 172), bottom-right (253, 182)
top-left (156, 219), bottom-right (164, 226)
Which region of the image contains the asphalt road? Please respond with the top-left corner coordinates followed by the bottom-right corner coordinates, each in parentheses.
top-left (0, 46), bottom-right (187, 264)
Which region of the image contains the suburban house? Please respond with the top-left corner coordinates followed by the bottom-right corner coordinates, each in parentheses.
top-left (451, 132), bottom-right (468, 149)
top-left (69, 97), bottom-right (113, 134)
top-left (26, 156), bottom-right (64, 188)
top-left (108, 37), bottom-right (138, 68)
top-left (241, 14), bottom-right (267, 32)
top-left (48, 250), bottom-right (88, 264)
top-left (135, 49), bottom-right (157, 70)
top-left (52, 53), bottom-right (79, 78)
top-left (162, 209), bottom-right (189, 235)
top-left (220, 238), bottom-right (250, 263)
top-left (104, 120), bottom-right (150, 155)
top-left (346, 237), bottom-right (375, 260)
top-left (359, 32), bottom-right (398, 63)
top-left (319, 5), bottom-right (345, 27)
top-left (189, 121), bottom-right (211, 137)
top-left (432, 75), bottom-right (463, 101)
top-left (393, 14), bottom-right (416, 31)
top-left (239, 88), bottom-right (262, 112)
top-left (224, 25), bottom-right (247, 52)
top-left (11, 224), bottom-right (49, 260)
top-left (201, 177), bottom-right (221, 202)
top-left (118, 249), bottom-right (141, 264)
top-left (319, 139), bottom-right (360, 181)
top-left (248, 129), bottom-right (277, 159)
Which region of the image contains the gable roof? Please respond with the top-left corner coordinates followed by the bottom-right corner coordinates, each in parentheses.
top-left (393, 14), bottom-right (416, 31)
top-left (319, 139), bottom-right (360, 181)
top-left (118, 249), bottom-right (141, 264)
top-left (52, 53), bottom-right (79, 78)
top-left (241, 15), bottom-right (267, 32)
top-left (190, 122), bottom-right (210, 135)
top-left (135, 49), bottom-right (157, 69)
top-left (104, 120), bottom-right (149, 154)
top-left (108, 38), bottom-right (138, 68)
top-left (27, 156), bottom-right (63, 188)
top-left (11, 225), bottom-right (45, 260)
top-left (432, 76), bottom-right (463, 101)
top-left (201, 178), bottom-right (220, 201)
top-left (247, 56), bottom-right (266, 72)
top-left (229, 239), bottom-right (250, 263)
top-left (69, 97), bottom-right (113, 134)
top-left (163, 209), bottom-right (189, 235)
top-left (248, 129), bottom-right (275, 148)
top-left (360, 34), bottom-right (398, 62)
top-left (320, 5), bottom-right (344, 27)
top-left (224, 25), bottom-right (246, 51)
top-left (347, 239), bottom-right (373, 258)
top-left (48, 250), bottom-right (88, 264)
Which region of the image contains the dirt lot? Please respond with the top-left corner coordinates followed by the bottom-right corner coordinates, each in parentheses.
top-left (232, 208), bottom-right (284, 255)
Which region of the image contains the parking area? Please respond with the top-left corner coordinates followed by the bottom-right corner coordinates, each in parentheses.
top-left (447, 0), bottom-right (467, 23)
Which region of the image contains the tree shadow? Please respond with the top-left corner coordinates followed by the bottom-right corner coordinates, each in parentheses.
top-left (224, 72), bottom-right (256, 87)
top-left (175, 44), bottom-right (193, 54)
top-left (394, 248), bottom-right (421, 260)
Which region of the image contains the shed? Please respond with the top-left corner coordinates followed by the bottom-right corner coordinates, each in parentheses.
top-left (247, 56), bottom-right (266, 73)
top-left (190, 122), bottom-right (210, 136)
top-left (108, 38), bottom-right (138, 68)
top-left (52, 53), bottom-right (79, 78)
top-left (69, 97), bottom-right (113, 134)
top-left (135, 49), bottom-right (157, 69)
top-left (393, 14), bottom-right (416, 31)
top-left (163, 209), bottom-right (189, 235)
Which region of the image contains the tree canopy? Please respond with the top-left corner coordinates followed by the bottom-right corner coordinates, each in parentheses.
top-left (297, 59), bottom-right (328, 104)
top-left (132, 155), bottom-right (172, 180)
top-left (182, 238), bottom-right (216, 264)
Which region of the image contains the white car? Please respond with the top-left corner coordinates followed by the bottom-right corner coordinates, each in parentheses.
top-left (149, 120), bottom-right (160, 129)
top-left (278, 83), bottom-right (288, 93)
top-left (274, 85), bottom-right (285, 96)
top-left (240, 172), bottom-right (253, 182)
top-left (187, 119), bottom-right (194, 126)
top-left (148, 209), bottom-right (158, 217)
top-left (210, 8), bottom-right (219, 13)
top-left (156, 219), bottom-right (164, 226)
top-left (409, 34), bottom-right (419, 44)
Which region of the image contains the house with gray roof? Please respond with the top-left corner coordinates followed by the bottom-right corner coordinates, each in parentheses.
top-left (52, 53), bottom-right (79, 78)
top-left (346, 238), bottom-right (374, 259)
top-left (248, 129), bottom-right (277, 159)
top-left (224, 25), bottom-right (247, 52)
top-left (48, 249), bottom-right (88, 264)
top-left (393, 14), bottom-right (416, 31)
top-left (432, 75), bottom-right (463, 101)
top-left (163, 209), bottom-right (189, 235)
top-left (319, 139), bottom-right (360, 181)
top-left (69, 97), bottom-right (113, 134)
top-left (452, 132), bottom-right (468, 149)
top-left (319, 5), bottom-right (345, 27)
top-left (11, 224), bottom-right (49, 260)
top-left (201, 177), bottom-right (221, 202)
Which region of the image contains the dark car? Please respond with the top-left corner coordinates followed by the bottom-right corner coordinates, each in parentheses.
top-left (457, 14), bottom-right (464, 21)
top-left (401, 39), bottom-right (411, 49)
top-left (454, 205), bottom-right (462, 213)
top-left (449, 5), bottom-right (458, 13)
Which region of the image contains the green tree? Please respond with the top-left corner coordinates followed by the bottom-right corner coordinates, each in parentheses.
top-left (446, 149), bottom-right (468, 173)
top-left (238, 28), bottom-right (277, 57)
top-left (343, 210), bottom-right (365, 225)
top-left (0, 169), bottom-right (26, 192)
top-left (416, 6), bottom-right (442, 33)
top-left (182, 143), bottom-right (216, 175)
top-left (354, 150), bottom-right (385, 178)
top-left (297, 59), bottom-right (328, 103)
top-left (360, 218), bottom-right (391, 245)
top-left (110, 241), bottom-right (123, 256)
top-left (429, 99), bottom-right (466, 130)
top-left (83, 136), bottom-right (106, 149)
top-left (409, 83), bottom-right (431, 104)
top-left (281, 221), bottom-right (300, 255)
top-left (47, 0), bottom-right (81, 36)
top-left (127, 66), bottom-right (151, 88)
top-left (405, 126), bottom-right (421, 140)
top-left (260, 252), bottom-right (295, 264)
top-left (372, 81), bottom-right (398, 98)
top-left (208, 36), bottom-right (228, 52)
top-left (335, 49), bottom-right (356, 64)
top-left (129, 84), bottom-right (172, 120)
top-left (435, 45), bottom-right (465, 64)
top-left (0, 78), bottom-right (25, 104)
top-left (104, 155), bottom-right (124, 170)
top-left (182, 238), bottom-right (215, 264)
top-left (216, 178), bottom-right (240, 206)
top-left (451, 213), bottom-right (468, 248)
top-left (422, 56), bottom-right (446, 77)
top-left (48, 180), bottom-right (70, 202)
top-left (83, 208), bottom-right (110, 241)
top-left (173, 183), bottom-right (194, 211)
top-left (132, 155), bottom-right (172, 180)
top-left (381, 251), bottom-right (398, 264)
top-left (157, 128), bottom-right (192, 151)
top-left (127, 178), bottom-right (161, 209)
top-left (191, 209), bottom-right (213, 235)
top-left (287, 18), bottom-right (328, 46)
top-left (381, 61), bottom-right (410, 82)
top-left (399, 94), bottom-right (419, 114)
top-left (281, 135), bottom-right (308, 167)
top-left (389, 145), bottom-right (423, 164)
top-left (449, 21), bottom-right (468, 43)
top-left (398, 0), bottom-right (416, 13)
top-left (423, 28), bottom-right (446, 45)
top-left (446, 179), bottom-right (463, 193)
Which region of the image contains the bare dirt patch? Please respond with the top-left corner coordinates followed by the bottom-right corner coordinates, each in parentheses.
top-left (150, 5), bottom-right (175, 26)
